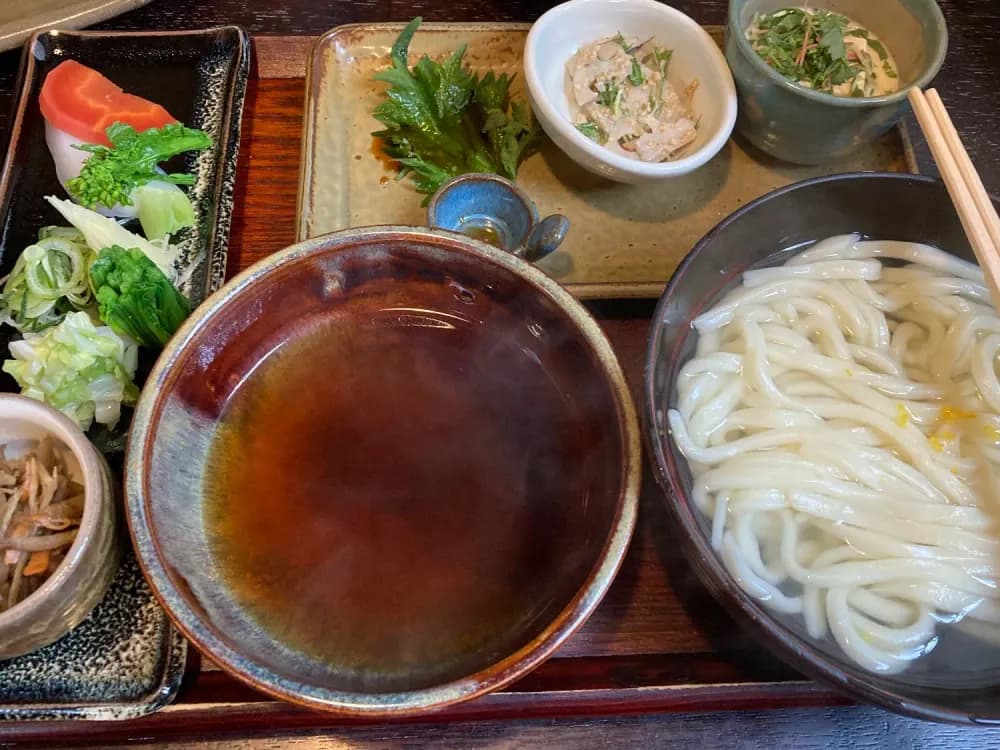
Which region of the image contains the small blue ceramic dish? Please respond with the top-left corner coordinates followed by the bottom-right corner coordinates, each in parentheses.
top-left (426, 173), bottom-right (568, 262)
top-left (725, 0), bottom-right (947, 164)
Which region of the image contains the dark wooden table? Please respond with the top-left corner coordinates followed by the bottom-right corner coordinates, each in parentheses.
top-left (1, 1), bottom-right (999, 747)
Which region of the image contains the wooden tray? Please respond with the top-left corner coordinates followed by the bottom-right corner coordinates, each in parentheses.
top-left (297, 23), bottom-right (916, 299)
top-left (0, 35), bottom-right (850, 743)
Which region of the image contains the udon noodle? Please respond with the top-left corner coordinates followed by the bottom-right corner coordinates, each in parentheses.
top-left (668, 234), bottom-right (1000, 674)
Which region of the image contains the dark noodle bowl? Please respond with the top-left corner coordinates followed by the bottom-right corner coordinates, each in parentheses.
top-left (645, 173), bottom-right (1000, 724)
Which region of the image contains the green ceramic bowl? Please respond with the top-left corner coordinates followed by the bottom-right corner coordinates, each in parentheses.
top-left (725, 0), bottom-right (947, 164)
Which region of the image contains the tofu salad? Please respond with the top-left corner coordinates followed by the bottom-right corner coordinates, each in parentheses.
top-left (565, 33), bottom-right (698, 163)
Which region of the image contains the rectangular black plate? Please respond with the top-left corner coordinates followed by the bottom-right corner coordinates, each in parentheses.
top-left (0, 26), bottom-right (250, 721)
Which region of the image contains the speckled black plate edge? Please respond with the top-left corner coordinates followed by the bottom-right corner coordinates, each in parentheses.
top-left (198, 26), bottom-right (252, 296)
top-left (0, 607), bottom-right (188, 721)
top-left (0, 25), bottom-right (251, 721)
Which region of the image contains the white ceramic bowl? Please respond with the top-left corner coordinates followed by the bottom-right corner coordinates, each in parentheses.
top-left (0, 394), bottom-right (119, 659)
top-left (524, 0), bottom-right (737, 183)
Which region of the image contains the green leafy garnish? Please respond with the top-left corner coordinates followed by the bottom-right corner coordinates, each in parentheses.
top-left (67, 122), bottom-right (212, 211)
top-left (597, 81), bottom-right (620, 108)
top-left (746, 8), bottom-right (897, 97)
top-left (371, 17), bottom-right (543, 200)
top-left (576, 122), bottom-right (604, 143)
top-left (89, 246), bottom-right (190, 350)
top-left (653, 48), bottom-right (673, 75)
top-left (628, 58), bottom-right (645, 86)
top-left (818, 22), bottom-right (845, 60)
top-left (868, 39), bottom-right (889, 60)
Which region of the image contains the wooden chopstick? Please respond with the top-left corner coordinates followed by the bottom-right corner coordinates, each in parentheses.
top-left (924, 89), bottom-right (1000, 254)
top-left (907, 87), bottom-right (1000, 309)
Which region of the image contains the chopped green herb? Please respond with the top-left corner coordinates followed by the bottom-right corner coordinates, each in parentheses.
top-left (597, 81), bottom-right (620, 108)
top-left (576, 122), bottom-right (604, 143)
top-left (612, 32), bottom-right (630, 51)
top-left (818, 23), bottom-right (845, 61)
top-left (628, 58), bottom-right (645, 86)
top-left (654, 48), bottom-right (672, 75)
top-left (883, 60), bottom-right (898, 79)
top-left (829, 59), bottom-right (855, 85)
top-left (868, 38), bottom-right (889, 60)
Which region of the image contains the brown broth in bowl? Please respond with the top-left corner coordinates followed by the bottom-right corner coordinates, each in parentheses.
top-left (201, 286), bottom-right (615, 691)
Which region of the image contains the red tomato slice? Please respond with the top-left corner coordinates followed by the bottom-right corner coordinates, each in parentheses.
top-left (39, 60), bottom-right (177, 146)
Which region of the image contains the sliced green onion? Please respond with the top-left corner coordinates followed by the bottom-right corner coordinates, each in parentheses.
top-left (0, 227), bottom-right (95, 332)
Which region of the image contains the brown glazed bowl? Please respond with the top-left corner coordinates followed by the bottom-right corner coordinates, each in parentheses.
top-left (125, 226), bottom-right (640, 715)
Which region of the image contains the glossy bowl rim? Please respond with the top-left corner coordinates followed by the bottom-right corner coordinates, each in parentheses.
top-left (524, 0), bottom-right (738, 179)
top-left (125, 224), bottom-right (641, 716)
top-left (0, 393), bottom-right (107, 626)
top-left (643, 171), bottom-right (996, 726)
top-left (727, 0), bottom-right (948, 108)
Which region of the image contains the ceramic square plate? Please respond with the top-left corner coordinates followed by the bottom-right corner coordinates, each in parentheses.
top-left (0, 26), bottom-right (250, 720)
top-left (298, 23), bottom-right (918, 299)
